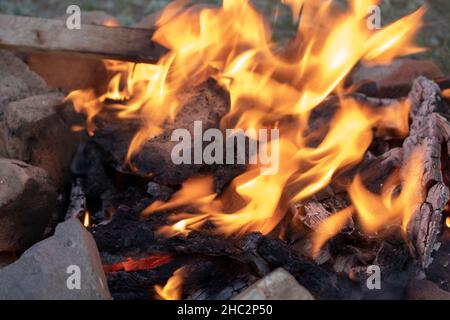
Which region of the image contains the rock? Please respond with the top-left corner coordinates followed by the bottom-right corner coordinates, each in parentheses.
top-left (0, 93), bottom-right (83, 187)
top-left (351, 59), bottom-right (443, 96)
top-left (0, 159), bottom-right (57, 252)
top-left (0, 218), bottom-right (112, 300)
top-left (406, 280), bottom-right (450, 300)
top-left (25, 11), bottom-right (118, 93)
top-left (233, 268), bottom-right (315, 300)
top-left (0, 252), bottom-right (16, 269)
top-left (0, 50), bottom-right (48, 107)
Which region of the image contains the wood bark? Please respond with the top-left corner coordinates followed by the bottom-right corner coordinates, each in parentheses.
top-left (403, 77), bottom-right (450, 268)
top-left (0, 14), bottom-right (166, 63)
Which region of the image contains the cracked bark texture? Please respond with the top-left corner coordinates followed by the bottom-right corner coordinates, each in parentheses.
top-left (403, 77), bottom-right (450, 268)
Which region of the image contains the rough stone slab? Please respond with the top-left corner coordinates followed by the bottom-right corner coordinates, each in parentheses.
top-left (406, 280), bottom-right (450, 300)
top-left (0, 159), bottom-right (57, 252)
top-left (233, 268), bottom-right (315, 300)
top-left (0, 49), bottom-right (47, 107)
top-left (0, 218), bottom-right (112, 300)
top-left (0, 92), bottom-right (82, 187)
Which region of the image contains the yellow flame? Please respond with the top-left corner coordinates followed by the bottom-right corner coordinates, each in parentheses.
top-left (349, 149), bottom-right (424, 234)
top-left (311, 207), bottom-right (354, 258)
top-left (154, 267), bottom-right (186, 300)
top-left (68, 0), bottom-right (425, 239)
top-left (83, 210), bottom-right (90, 228)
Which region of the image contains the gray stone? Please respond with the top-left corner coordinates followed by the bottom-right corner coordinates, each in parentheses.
top-left (0, 159), bottom-right (57, 252)
top-left (0, 93), bottom-right (82, 187)
top-left (0, 50), bottom-right (47, 107)
top-left (0, 218), bottom-right (112, 300)
top-left (406, 280), bottom-right (450, 300)
top-left (0, 252), bottom-right (16, 269)
top-left (233, 268), bottom-right (315, 300)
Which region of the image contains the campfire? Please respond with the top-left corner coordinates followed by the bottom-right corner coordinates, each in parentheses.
top-left (0, 0), bottom-right (449, 301)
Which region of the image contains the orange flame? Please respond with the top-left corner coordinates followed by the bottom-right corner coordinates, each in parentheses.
top-left (443, 89), bottom-right (450, 99)
top-left (311, 149), bottom-right (425, 255)
top-left (68, 1), bottom-right (425, 239)
top-left (83, 210), bottom-right (90, 228)
top-left (446, 216), bottom-right (450, 228)
top-left (154, 267), bottom-right (186, 300)
top-left (350, 150), bottom-right (424, 234)
top-left (103, 255), bottom-right (172, 273)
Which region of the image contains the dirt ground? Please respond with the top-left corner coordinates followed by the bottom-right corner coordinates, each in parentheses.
top-left (0, 0), bottom-right (448, 73)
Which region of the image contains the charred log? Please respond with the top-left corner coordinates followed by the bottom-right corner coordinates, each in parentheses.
top-left (403, 77), bottom-right (450, 268)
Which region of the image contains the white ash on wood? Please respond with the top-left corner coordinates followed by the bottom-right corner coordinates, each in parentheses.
top-left (403, 77), bottom-right (450, 268)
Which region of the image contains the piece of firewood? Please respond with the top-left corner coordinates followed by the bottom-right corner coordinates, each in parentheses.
top-left (0, 14), bottom-right (166, 63)
top-left (65, 178), bottom-right (87, 221)
top-left (294, 195), bottom-right (353, 232)
top-left (403, 77), bottom-right (450, 268)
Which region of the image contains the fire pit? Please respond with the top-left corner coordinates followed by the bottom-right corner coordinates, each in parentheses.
top-left (0, 0), bottom-right (449, 301)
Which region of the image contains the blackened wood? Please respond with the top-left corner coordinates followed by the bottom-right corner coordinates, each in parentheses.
top-left (403, 77), bottom-right (450, 268)
top-left (0, 14), bottom-right (166, 63)
top-left (294, 195), bottom-right (353, 232)
top-left (93, 209), bottom-right (353, 299)
top-left (90, 80), bottom-right (233, 186)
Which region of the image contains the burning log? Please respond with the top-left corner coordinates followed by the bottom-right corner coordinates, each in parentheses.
top-left (295, 195), bottom-right (353, 232)
top-left (87, 79), bottom-right (242, 187)
top-left (93, 208), bottom-right (354, 299)
top-left (0, 14), bottom-right (166, 63)
top-left (403, 77), bottom-right (450, 268)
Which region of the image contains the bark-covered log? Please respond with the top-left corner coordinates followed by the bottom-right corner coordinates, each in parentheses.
top-left (403, 77), bottom-right (450, 268)
top-left (0, 14), bottom-right (166, 63)
top-left (92, 208), bottom-right (353, 299)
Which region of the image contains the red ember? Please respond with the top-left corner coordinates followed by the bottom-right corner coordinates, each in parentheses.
top-left (103, 255), bottom-right (172, 273)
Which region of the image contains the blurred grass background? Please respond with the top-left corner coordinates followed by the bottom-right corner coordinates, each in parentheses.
top-left (0, 0), bottom-right (448, 72)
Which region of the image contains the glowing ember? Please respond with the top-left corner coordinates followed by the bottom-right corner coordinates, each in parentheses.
top-left (83, 210), bottom-right (90, 228)
top-left (443, 89), bottom-right (450, 99)
top-left (68, 0), bottom-right (426, 244)
top-left (103, 255), bottom-right (172, 273)
top-left (446, 216), bottom-right (450, 228)
top-left (154, 267), bottom-right (186, 300)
